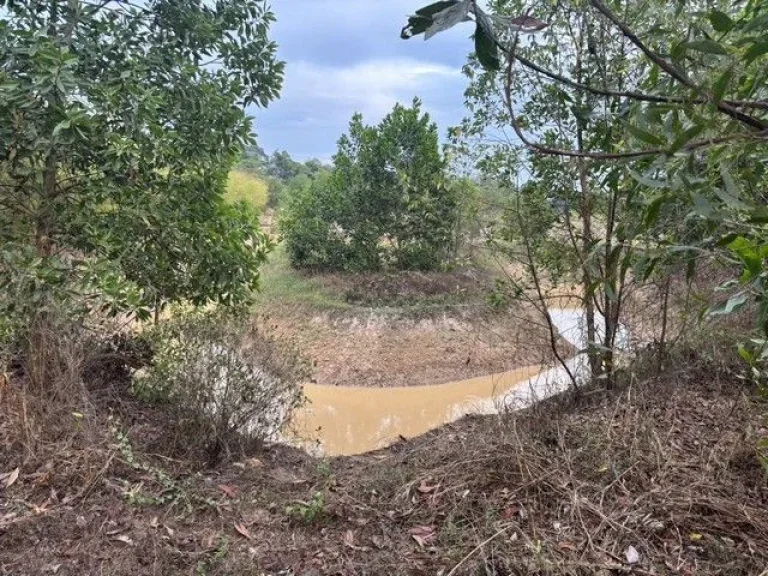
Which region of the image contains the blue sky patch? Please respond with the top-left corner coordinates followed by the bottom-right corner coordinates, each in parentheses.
top-left (249, 0), bottom-right (475, 162)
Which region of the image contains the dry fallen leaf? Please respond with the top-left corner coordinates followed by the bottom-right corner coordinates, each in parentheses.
top-left (410, 525), bottom-right (436, 547)
top-left (30, 502), bottom-right (49, 514)
top-left (2, 468), bottom-right (20, 489)
top-left (234, 522), bottom-right (253, 541)
top-left (625, 545), bottom-right (640, 565)
top-left (416, 479), bottom-right (439, 494)
top-left (112, 534), bottom-right (134, 546)
top-left (502, 505), bottom-right (519, 520)
top-left (217, 484), bottom-right (238, 498)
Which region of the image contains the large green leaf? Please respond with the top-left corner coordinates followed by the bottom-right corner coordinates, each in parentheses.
top-left (708, 292), bottom-right (748, 316)
top-left (708, 9), bottom-right (733, 33)
top-left (402, 1), bottom-right (469, 40)
top-left (744, 41), bottom-right (768, 64)
top-left (401, 15), bottom-right (433, 39)
top-left (416, 1), bottom-right (459, 17)
top-left (684, 39), bottom-right (729, 55)
top-left (424, 1), bottom-right (471, 40)
top-left (718, 165), bottom-right (748, 210)
top-left (727, 236), bottom-right (765, 279)
top-left (711, 66), bottom-right (733, 102)
top-left (626, 123), bottom-right (665, 146)
top-left (474, 8), bottom-right (500, 71)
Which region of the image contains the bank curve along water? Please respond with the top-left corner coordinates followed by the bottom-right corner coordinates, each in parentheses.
top-left (288, 308), bottom-right (609, 456)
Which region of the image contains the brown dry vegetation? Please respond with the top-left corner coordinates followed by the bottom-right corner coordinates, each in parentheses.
top-left (2, 341), bottom-right (767, 576)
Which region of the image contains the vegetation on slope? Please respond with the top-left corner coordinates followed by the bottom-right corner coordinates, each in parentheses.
top-left (2, 1), bottom-right (768, 575)
top-left (2, 344), bottom-right (766, 575)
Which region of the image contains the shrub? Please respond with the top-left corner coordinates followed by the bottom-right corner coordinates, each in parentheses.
top-left (280, 172), bottom-right (353, 269)
top-left (133, 308), bottom-right (308, 464)
top-left (280, 99), bottom-right (461, 272)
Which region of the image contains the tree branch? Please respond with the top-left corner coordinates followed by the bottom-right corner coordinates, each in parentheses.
top-left (502, 31), bottom-right (766, 160)
top-left (588, 0), bottom-right (768, 131)
top-left (509, 49), bottom-right (768, 111)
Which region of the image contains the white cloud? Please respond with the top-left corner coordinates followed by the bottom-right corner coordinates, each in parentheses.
top-left (283, 58), bottom-right (462, 121)
top-left (252, 57), bottom-right (467, 159)
top-left (252, 0), bottom-right (474, 158)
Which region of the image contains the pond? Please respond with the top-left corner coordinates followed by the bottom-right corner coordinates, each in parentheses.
top-left (289, 308), bottom-right (598, 456)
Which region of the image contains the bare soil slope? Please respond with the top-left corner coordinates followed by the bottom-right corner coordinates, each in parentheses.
top-left (260, 267), bottom-right (568, 388)
top-left (2, 349), bottom-right (766, 576)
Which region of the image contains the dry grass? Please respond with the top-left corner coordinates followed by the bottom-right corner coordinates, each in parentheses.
top-left (2, 338), bottom-right (766, 576)
top-left (333, 346), bottom-right (768, 576)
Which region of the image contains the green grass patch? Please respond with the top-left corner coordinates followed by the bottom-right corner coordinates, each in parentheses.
top-left (225, 170), bottom-right (268, 212)
top-left (255, 244), bottom-right (350, 310)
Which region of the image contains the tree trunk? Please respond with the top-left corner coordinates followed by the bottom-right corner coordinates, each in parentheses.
top-left (574, 34), bottom-right (599, 380)
top-left (576, 135), bottom-right (598, 380)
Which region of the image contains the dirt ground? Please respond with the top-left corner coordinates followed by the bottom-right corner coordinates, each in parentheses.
top-left (1, 346), bottom-right (767, 576)
top-left (260, 268), bottom-right (569, 388)
top-left (267, 304), bottom-right (562, 388)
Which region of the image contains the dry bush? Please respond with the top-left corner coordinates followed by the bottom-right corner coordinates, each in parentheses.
top-left (132, 308), bottom-right (309, 465)
top-left (0, 308), bottom-right (143, 510)
top-left (1, 313), bottom-right (100, 462)
top-left (334, 341), bottom-right (767, 576)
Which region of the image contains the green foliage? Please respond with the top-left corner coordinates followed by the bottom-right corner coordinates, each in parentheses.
top-left (0, 0), bottom-right (284, 347)
top-left (406, 0), bottom-right (768, 384)
top-left (95, 189), bottom-right (273, 312)
top-left (280, 172), bottom-right (352, 269)
top-left (266, 177), bottom-right (285, 209)
top-left (111, 417), bottom-right (217, 512)
top-left (236, 148), bottom-right (331, 209)
top-left (0, 243), bottom-right (146, 368)
top-left (133, 307), bottom-right (307, 463)
top-left (285, 491), bottom-right (326, 524)
top-left (281, 99), bottom-right (460, 271)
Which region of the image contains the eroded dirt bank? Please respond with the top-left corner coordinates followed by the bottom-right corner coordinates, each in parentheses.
top-left (258, 266), bottom-right (572, 389)
top-left (2, 349), bottom-right (766, 576)
top-left (269, 304), bottom-right (560, 388)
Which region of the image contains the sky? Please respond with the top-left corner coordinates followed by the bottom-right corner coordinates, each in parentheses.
top-left (248, 0), bottom-right (476, 163)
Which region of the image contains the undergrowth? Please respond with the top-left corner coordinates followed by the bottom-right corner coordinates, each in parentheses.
top-left (1, 321), bottom-right (767, 576)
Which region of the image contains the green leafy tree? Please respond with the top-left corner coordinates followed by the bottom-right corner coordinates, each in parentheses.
top-left (282, 99), bottom-right (459, 271)
top-left (403, 0), bottom-right (768, 384)
top-left (0, 0), bottom-right (284, 338)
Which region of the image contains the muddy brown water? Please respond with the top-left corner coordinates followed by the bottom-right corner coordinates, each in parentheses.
top-left (290, 364), bottom-right (546, 456)
top-left (287, 308), bottom-right (594, 457)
